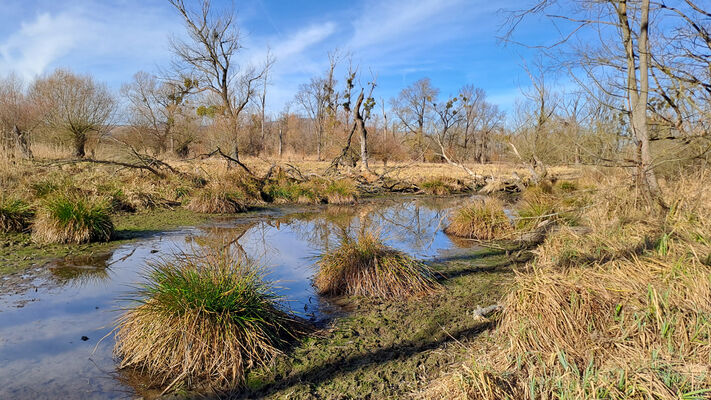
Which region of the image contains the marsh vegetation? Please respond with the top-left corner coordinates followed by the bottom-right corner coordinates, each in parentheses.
top-left (1, 0), bottom-right (711, 399)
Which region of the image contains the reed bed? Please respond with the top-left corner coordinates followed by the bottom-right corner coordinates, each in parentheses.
top-left (421, 172), bottom-right (711, 400)
top-left (314, 232), bottom-right (441, 299)
top-left (114, 249), bottom-right (304, 392)
top-left (31, 193), bottom-right (113, 244)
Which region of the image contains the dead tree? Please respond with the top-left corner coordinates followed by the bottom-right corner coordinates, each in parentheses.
top-left (169, 0), bottom-right (266, 171)
top-left (327, 71), bottom-right (376, 174)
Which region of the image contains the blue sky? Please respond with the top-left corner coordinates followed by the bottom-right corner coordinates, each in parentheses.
top-left (0, 0), bottom-right (558, 116)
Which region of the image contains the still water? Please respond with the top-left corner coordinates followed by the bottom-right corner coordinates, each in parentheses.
top-left (0, 196), bottom-right (471, 399)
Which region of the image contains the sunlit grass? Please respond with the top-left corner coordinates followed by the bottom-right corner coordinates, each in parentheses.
top-left (444, 198), bottom-right (512, 240)
top-left (115, 248), bottom-right (304, 392)
top-left (31, 193), bottom-right (113, 244)
top-left (315, 232), bottom-right (441, 299)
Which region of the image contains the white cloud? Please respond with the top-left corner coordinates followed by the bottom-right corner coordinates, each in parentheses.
top-left (348, 0), bottom-right (466, 50)
top-left (0, 2), bottom-right (179, 85)
top-left (0, 12), bottom-right (80, 81)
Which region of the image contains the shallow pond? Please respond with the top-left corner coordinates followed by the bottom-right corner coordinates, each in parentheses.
top-left (0, 196), bottom-right (473, 399)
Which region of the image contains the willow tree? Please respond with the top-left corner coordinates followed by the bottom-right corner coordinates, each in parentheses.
top-left (31, 69), bottom-right (114, 159)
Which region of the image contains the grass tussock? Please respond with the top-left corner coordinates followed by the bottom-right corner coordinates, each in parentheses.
top-left (114, 249), bottom-right (303, 392)
top-left (314, 232), bottom-right (441, 299)
top-left (187, 185), bottom-right (248, 214)
top-left (419, 176), bottom-right (466, 195)
top-left (422, 172), bottom-right (711, 400)
top-left (324, 179), bottom-right (357, 204)
top-left (445, 198), bottom-right (512, 240)
top-left (32, 193), bottom-right (114, 244)
top-left (0, 198), bottom-right (34, 233)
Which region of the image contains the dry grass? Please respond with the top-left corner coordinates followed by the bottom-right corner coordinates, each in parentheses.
top-left (114, 248), bottom-right (304, 392)
top-left (186, 185), bottom-right (248, 214)
top-left (31, 193), bottom-right (114, 244)
top-left (421, 171), bottom-right (711, 400)
top-left (314, 232), bottom-right (441, 299)
top-left (444, 198), bottom-right (513, 241)
top-left (0, 198), bottom-right (33, 233)
top-left (419, 176), bottom-right (467, 195)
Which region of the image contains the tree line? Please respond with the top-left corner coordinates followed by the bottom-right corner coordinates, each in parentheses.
top-left (1, 0), bottom-right (710, 204)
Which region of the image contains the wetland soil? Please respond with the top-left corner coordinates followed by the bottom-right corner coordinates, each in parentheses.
top-left (159, 248), bottom-right (516, 399)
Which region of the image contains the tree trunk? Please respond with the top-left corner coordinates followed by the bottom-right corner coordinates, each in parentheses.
top-left (13, 125), bottom-right (33, 160)
top-left (278, 128), bottom-right (283, 159)
top-left (74, 133), bottom-right (87, 158)
top-left (617, 0), bottom-right (664, 207)
top-left (354, 91), bottom-right (370, 172)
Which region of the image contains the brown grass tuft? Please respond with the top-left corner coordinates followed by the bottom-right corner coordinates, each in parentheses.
top-left (32, 193), bottom-right (114, 244)
top-left (187, 185), bottom-right (247, 214)
top-left (314, 232), bottom-right (441, 299)
top-left (444, 198), bottom-right (512, 240)
top-left (0, 198), bottom-right (34, 233)
top-left (421, 171), bottom-right (711, 400)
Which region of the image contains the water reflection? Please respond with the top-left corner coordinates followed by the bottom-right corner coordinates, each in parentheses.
top-left (0, 196), bottom-right (471, 400)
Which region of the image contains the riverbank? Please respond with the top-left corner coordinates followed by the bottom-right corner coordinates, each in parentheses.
top-left (126, 246), bottom-right (518, 399)
top-left (0, 209), bottom-right (210, 276)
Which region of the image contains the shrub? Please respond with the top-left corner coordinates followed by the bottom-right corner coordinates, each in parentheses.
top-left (0, 198), bottom-right (34, 233)
top-left (187, 186), bottom-right (247, 214)
top-left (557, 180), bottom-right (578, 192)
top-left (314, 232), bottom-right (441, 299)
top-left (114, 249), bottom-right (303, 391)
top-left (444, 198), bottom-right (512, 240)
top-left (32, 193), bottom-right (113, 244)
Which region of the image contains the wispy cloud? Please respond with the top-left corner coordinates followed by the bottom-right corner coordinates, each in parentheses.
top-left (0, 2), bottom-right (178, 84)
top-left (0, 12), bottom-right (79, 80)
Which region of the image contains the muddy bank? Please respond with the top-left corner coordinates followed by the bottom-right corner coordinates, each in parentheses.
top-left (0, 196), bottom-right (499, 399)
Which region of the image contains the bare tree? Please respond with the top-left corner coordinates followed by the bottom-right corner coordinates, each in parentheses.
top-left (295, 53), bottom-right (339, 161)
top-left (459, 84), bottom-right (504, 163)
top-left (169, 0), bottom-right (265, 170)
top-left (505, 0), bottom-right (669, 205)
top-left (258, 49), bottom-right (275, 155)
top-left (121, 71), bottom-right (197, 155)
top-left (391, 78), bottom-right (438, 161)
top-left (31, 69), bottom-right (114, 159)
top-left (0, 73), bottom-right (41, 160)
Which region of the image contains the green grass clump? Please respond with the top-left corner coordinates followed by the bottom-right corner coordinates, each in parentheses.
top-left (0, 198), bottom-right (34, 233)
top-left (315, 232), bottom-right (440, 299)
top-left (31, 193), bottom-right (114, 244)
top-left (445, 198), bottom-right (512, 240)
top-left (30, 180), bottom-right (60, 198)
top-left (557, 180), bottom-right (578, 192)
top-left (419, 176), bottom-right (463, 196)
top-left (114, 249), bottom-right (303, 392)
top-left (187, 186), bottom-right (247, 214)
top-left (324, 179), bottom-right (357, 204)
